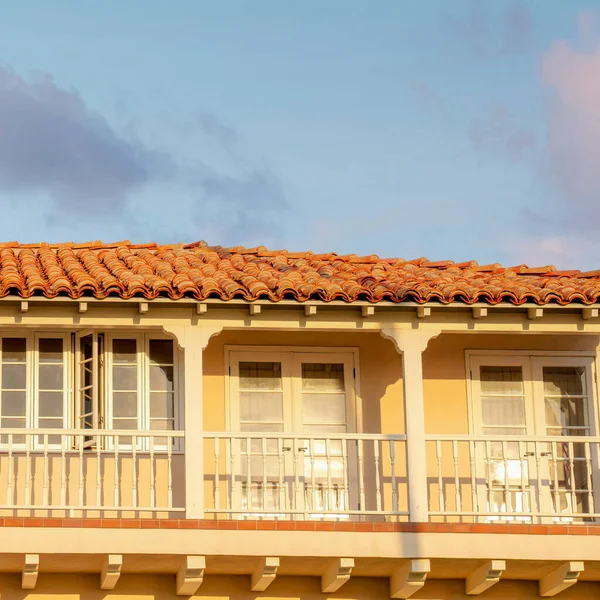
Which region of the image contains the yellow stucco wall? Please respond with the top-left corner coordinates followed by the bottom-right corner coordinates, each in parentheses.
top-left (204, 330), bottom-right (600, 437)
top-left (0, 574), bottom-right (598, 600)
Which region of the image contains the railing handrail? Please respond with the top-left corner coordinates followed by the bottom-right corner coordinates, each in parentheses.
top-left (0, 428), bottom-right (185, 437)
top-left (204, 431), bottom-right (407, 441)
top-left (425, 433), bottom-right (599, 443)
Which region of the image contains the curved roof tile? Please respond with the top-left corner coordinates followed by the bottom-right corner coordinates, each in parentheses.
top-left (0, 240), bottom-right (594, 305)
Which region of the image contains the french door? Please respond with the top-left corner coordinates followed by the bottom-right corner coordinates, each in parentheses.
top-left (229, 350), bottom-right (356, 518)
top-left (470, 354), bottom-right (596, 521)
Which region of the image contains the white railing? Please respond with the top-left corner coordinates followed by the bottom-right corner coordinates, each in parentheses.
top-left (426, 435), bottom-right (600, 522)
top-left (204, 433), bottom-right (408, 520)
top-left (0, 429), bottom-right (185, 513)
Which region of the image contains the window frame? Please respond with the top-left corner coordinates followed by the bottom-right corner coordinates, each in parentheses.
top-left (466, 350), bottom-right (599, 438)
top-left (33, 331), bottom-right (71, 437)
top-left (225, 346), bottom-right (361, 434)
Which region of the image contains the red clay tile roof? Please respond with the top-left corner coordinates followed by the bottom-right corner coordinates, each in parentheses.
top-left (0, 240), bottom-right (597, 306)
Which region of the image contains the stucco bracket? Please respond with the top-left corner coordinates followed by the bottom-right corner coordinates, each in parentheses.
top-left (539, 561), bottom-right (584, 597)
top-left (251, 556), bottom-right (279, 592)
top-left (390, 559), bottom-right (430, 599)
top-left (162, 325), bottom-right (223, 351)
top-left (380, 327), bottom-right (441, 355)
top-left (321, 557), bottom-right (354, 593)
top-left (100, 554), bottom-right (123, 590)
top-left (465, 560), bottom-right (505, 595)
top-left (22, 554), bottom-right (39, 590)
top-left (176, 555), bottom-right (206, 596)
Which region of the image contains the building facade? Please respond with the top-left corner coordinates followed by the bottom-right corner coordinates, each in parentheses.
top-left (0, 241), bottom-right (598, 598)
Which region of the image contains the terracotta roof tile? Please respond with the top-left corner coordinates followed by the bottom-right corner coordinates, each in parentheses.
top-left (0, 241), bottom-right (596, 305)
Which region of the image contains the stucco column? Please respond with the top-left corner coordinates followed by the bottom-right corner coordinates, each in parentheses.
top-left (381, 327), bottom-right (440, 522)
top-left (163, 325), bottom-right (222, 519)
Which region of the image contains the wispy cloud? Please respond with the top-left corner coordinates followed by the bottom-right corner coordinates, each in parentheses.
top-left (410, 80), bottom-right (444, 111)
top-left (0, 66), bottom-right (287, 245)
top-left (468, 104), bottom-right (535, 163)
top-left (0, 66), bottom-right (168, 213)
top-left (541, 12), bottom-right (600, 226)
top-left (447, 0), bottom-right (534, 56)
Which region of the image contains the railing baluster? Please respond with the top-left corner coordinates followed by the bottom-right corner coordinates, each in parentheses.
top-left (484, 440), bottom-right (492, 516)
top-left (43, 434), bottom-right (49, 509)
top-left (357, 439), bottom-right (365, 512)
top-left (7, 434), bottom-right (13, 508)
top-left (60, 434), bottom-right (67, 508)
top-left (469, 440), bottom-right (478, 515)
top-left (261, 438), bottom-right (267, 512)
top-left (551, 440), bottom-right (560, 516)
top-left (568, 440), bottom-right (576, 515)
top-left (293, 438), bottom-right (302, 517)
top-left (452, 440), bottom-right (461, 513)
top-left (309, 439), bottom-right (316, 513)
top-left (113, 435), bottom-right (120, 509)
top-left (502, 440), bottom-right (511, 515)
top-left (246, 437), bottom-right (252, 514)
top-left (519, 440), bottom-right (527, 517)
top-left (373, 439), bottom-right (381, 513)
top-left (584, 441), bottom-right (593, 516)
top-left (535, 441), bottom-right (543, 521)
top-left (25, 432), bottom-right (31, 508)
top-left (277, 438), bottom-right (285, 514)
top-left (341, 439), bottom-right (349, 514)
top-left (436, 440), bottom-right (444, 514)
top-left (96, 434), bottom-right (102, 508)
top-left (132, 435), bottom-right (138, 510)
top-left (167, 434), bottom-right (173, 510)
top-left (325, 438), bottom-right (332, 513)
top-left (390, 439), bottom-right (398, 513)
top-left (78, 434), bottom-right (84, 511)
top-left (229, 437), bottom-right (236, 513)
top-left (149, 435), bottom-right (155, 510)
top-left (213, 437), bottom-right (220, 512)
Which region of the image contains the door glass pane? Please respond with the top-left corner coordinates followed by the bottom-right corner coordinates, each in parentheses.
top-left (541, 366), bottom-right (590, 515)
top-left (112, 339), bottom-right (138, 429)
top-left (238, 362), bottom-right (283, 429)
top-left (543, 367), bottom-right (588, 435)
top-left (1, 339), bottom-right (27, 435)
top-left (37, 339), bottom-right (64, 433)
top-left (480, 366), bottom-right (526, 432)
top-left (301, 363), bottom-right (347, 427)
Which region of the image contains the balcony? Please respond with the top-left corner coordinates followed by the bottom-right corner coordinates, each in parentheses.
top-left (0, 429), bottom-right (598, 525)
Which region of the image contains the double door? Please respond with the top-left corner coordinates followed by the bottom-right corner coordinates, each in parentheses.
top-left (470, 354), bottom-right (597, 521)
top-left (229, 350), bottom-right (356, 517)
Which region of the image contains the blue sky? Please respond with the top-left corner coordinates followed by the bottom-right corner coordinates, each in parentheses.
top-left (0, 1), bottom-right (598, 268)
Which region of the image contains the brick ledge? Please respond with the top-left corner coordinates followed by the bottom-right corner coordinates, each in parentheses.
top-left (0, 518), bottom-right (596, 535)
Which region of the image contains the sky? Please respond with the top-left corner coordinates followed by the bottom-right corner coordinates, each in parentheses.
top-left (0, 1), bottom-right (599, 269)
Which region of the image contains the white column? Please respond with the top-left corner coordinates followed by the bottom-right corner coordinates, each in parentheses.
top-left (381, 327), bottom-right (440, 522)
top-left (163, 325), bottom-right (222, 519)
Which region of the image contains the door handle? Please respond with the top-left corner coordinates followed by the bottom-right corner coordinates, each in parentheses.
top-left (282, 447), bottom-right (292, 452)
top-left (540, 452), bottom-right (552, 457)
top-left (524, 452), bottom-right (535, 457)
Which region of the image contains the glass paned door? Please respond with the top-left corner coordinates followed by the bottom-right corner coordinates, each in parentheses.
top-left (471, 355), bottom-right (596, 522)
top-left (230, 354), bottom-right (293, 516)
top-left (471, 358), bottom-right (535, 520)
top-left (299, 362), bottom-right (349, 514)
top-left (229, 350), bottom-right (356, 518)
top-left (533, 358), bottom-right (595, 520)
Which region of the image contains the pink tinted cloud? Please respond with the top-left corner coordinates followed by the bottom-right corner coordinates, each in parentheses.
top-left (541, 14), bottom-right (600, 223)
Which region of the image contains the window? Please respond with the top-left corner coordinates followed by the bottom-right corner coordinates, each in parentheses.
top-left (0, 331), bottom-right (179, 447)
